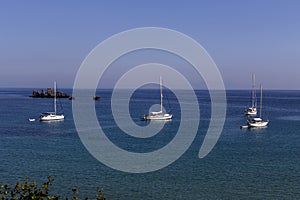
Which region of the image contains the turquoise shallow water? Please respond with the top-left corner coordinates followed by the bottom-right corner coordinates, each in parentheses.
top-left (0, 89), bottom-right (299, 199)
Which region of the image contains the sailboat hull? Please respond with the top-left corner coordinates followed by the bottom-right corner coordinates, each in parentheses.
top-left (143, 113), bottom-right (172, 120)
top-left (40, 113), bottom-right (64, 121)
top-left (247, 121), bottom-right (268, 127)
top-left (245, 107), bottom-right (257, 115)
top-left (247, 118), bottom-right (269, 128)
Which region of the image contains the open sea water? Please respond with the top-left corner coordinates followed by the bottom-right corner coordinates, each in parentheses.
top-left (0, 88), bottom-right (299, 199)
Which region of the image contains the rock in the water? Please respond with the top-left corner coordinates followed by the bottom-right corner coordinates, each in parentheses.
top-left (30, 88), bottom-right (70, 98)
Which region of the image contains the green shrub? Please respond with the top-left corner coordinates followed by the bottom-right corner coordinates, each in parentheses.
top-left (0, 176), bottom-right (106, 200)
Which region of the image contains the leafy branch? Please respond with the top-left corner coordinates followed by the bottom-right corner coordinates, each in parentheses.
top-left (0, 176), bottom-right (106, 200)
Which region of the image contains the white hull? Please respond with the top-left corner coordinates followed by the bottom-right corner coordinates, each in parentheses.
top-left (245, 107), bottom-right (257, 115)
top-left (143, 113), bottom-right (172, 120)
top-left (247, 121), bottom-right (268, 127)
top-left (40, 113), bottom-right (64, 121)
top-left (247, 119), bottom-right (269, 128)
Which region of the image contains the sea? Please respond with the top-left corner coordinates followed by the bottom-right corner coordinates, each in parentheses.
top-left (0, 88), bottom-right (299, 199)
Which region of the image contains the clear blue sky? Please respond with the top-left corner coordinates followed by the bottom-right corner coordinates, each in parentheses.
top-left (0, 0), bottom-right (299, 89)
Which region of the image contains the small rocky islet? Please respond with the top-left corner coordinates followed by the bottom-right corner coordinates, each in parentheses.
top-left (30, 88), bottom-right (70, 98)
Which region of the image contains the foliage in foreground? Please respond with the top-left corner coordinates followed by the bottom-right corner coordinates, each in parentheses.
top-left (0, 176), bottom-right (106, 200)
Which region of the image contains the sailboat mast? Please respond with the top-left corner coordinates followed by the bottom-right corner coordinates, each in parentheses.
top-left (260, 84), bottom-right (262, 118)
top-left (160, 76), bottom-right (163, 112)
top-left (252, 73), bottom-right (256, 107)
top-left (54, 81), bottom-right (56, 114)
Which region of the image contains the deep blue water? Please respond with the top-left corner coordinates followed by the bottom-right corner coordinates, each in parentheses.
top-left (0, 88), bottom-right (300, 199)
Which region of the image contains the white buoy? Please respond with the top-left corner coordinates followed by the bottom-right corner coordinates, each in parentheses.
top-left (29, 118), bottom-right (36, 122)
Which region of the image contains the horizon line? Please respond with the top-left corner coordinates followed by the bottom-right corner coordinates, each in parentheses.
top-left (0, 86), bottom-right (299, 91)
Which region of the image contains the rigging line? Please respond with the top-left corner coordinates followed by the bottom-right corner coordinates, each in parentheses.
top-left (56, 83), bottom-right (64, 114)
top-left (163, 86), bottom-right (172, 113)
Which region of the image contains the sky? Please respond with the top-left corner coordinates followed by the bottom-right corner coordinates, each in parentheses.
top-left (0, 0), bottom-right (299, 89)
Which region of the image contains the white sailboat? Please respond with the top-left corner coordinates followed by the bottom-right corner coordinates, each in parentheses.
top-left (247, 84), bottom-right (269, 128)
top-left (245, 73), bottom-right (257, 115)
top-left (40, 81), bottom-right (65, 121)
top-left (143, 76), bottom-right (172, 120)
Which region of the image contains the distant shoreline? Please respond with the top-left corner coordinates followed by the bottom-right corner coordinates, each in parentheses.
top-left (0, 87), bottom-right (299, 91)
top-left (29, 88), bottom-right (70, 98)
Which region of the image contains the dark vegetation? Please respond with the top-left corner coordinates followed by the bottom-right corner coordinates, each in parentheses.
top-left (0, 176), bottom-right (106, 200)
